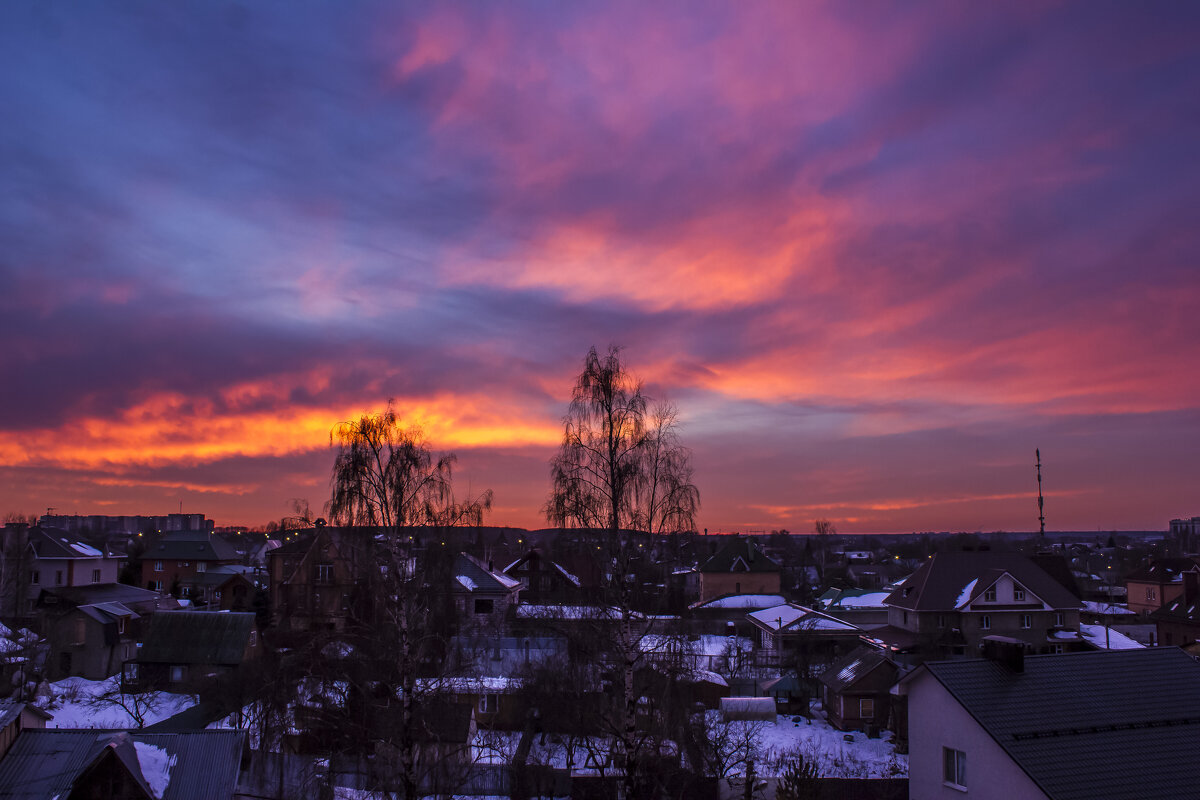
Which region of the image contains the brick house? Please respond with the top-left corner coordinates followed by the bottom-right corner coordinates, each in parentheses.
top-left (1124, 557), bottom-right (1200, 616)
top-left (697, 537), bottom-right (780, 603)
top-left (268, 526), bottom-right (365, 632)
top-left (1150, 570), bottom-right (1200, 648)
top-left (139, 531), bottom-right (240, 597)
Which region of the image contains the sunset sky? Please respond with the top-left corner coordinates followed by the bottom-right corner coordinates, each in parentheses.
top-left (2, 2), bottom-right (1198, 533)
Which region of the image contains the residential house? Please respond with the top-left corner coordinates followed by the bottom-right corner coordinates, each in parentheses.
top-left (451, 553), bottom-right (521, 630)
top-left (697, 537), bottom-right (780, 603)
top-left (0, 729), bottom-right (245, 800)
top-left (24, 528), bottom-right (122, 616)
top-left (878, 551), bottom-right (1086, 659)
top-left (268, 526), bottom-right (363, 633)
top-left (36, 584), bottom-right (176, 680)
top-left (139, 530), bottom-right (241, 597)
top-left (817, 644), bottom-right (899, 733)
top-left (746, 603), bottom-right (862, 676)
top-left (501, 548), bottom-right (583, 603)
top-left (817, 588), bottom-right (892, 628)
top-left (1150, 570), bottom-right (1200, 648)
top-left (1124, 557), bottom-right (1200, 616)
top-left (188, 566), bottom-right (258, 611)
top-left (125, 610), bottom-right (259, 691)
top-left (900, 643), bottom-right (1200, 799)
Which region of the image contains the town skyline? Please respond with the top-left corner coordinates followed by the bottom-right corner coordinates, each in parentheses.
top-left (3, 3), bottom-right (1198, 533)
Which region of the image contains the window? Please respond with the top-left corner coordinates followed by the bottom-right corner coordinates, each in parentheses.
top-left (902, 611), bottom-right (908, 625)
top-left (1020, 614), bottom-right (1031, 629)
top-left (73, 618), bottom-right (86, 645)
top-left (55, 570), bottom-right (64, 586)
top-left (196, 562), bottom-right (206, 573)
top-left (178, 561), bottom-right (189, 568)
top-left (943, 747), bottom-right (966, 788)
top-left (154, 561), bottom-right (163, 572)
top-left (29, 571), bottom-right (39, 586)
top-left (1054, 612), bottom-right (1064, 627)
top-left (1013, 585), bottom-right (1026, 602)
top-left (937, 615), bottom-right (946, 629)
top-left (474, 598), bottom-right (494, 615)
top-left (124, 663), bottom-right (139, 682)
top-left (1146, 587), bottom-right (1157, 601)
top-left (170, 665), bottom-right (187, 683)
top-left (859, 698), bottom-right (875, 719)
top-left (984, 587), bottom-right (997, 602)
top-left (1051, 644), bottom-right (1065, 654)
top-left (91, 569), bottom-right (101, 583)
top-left (149, 580), bottom-right (162, 592)
top-left (479, 693), bottom-right (498, 714)
top-left (980, 615), bottom-right (991, 630)
top-left (181, 586), bottom-right (190, 597)
top-left (316, 563), bottom-right (334, 583)
top-left (117, 617), bottom-right (126, 634)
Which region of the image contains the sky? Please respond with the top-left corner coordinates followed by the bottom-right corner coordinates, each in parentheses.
top-left (2, 2), bottom-right (1198, 533)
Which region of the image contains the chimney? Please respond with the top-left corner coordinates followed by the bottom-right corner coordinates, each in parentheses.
top-left (1184, 570), bottom-right (1199, 606)
top-left (982, 635), bottom-right (1025, 673)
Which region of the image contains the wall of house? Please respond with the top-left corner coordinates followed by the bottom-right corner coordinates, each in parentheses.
top-left (1126, 580), bottom-right (1182, 616)
top-left (699, 572), bottom-right (779, 602)
top-left (1155, 618), bottom-right (1200, 648)
top-left (907, 670), bottom-right (1048, 800)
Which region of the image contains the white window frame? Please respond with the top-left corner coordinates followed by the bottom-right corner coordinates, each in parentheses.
top-left (980, 615), bottom-right (991, 630)
top-left (984, 587), bottom-right (997, 602)
top-left (1013, 585), bottom-right (1026, 601)
top-left (154, 561), bottom-right (163, 572)
top-left (1054, 612), bottom-right (1064, 627)
top-left (92, 569), bottom-right (101, 584)
top-left (479, 693), bottom-right (499, 714)
top-left (1020, 614), bottom-right (1032, 629)
top-left (859, 698), bottom-right (875, 719)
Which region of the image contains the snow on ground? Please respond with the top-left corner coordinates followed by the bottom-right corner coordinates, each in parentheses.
top-left (133, 741), bottom-right (178, 799)
top-left (36, 676), bottom-right (198, 729)
top-left (751, 709), bottom-right (906, 778)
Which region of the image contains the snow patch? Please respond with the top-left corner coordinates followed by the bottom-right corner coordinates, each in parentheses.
top-left (455, 575), bottom-right (477, 591)
top-left (133, 742), bottom-right (177, 799)
top-left (70, 542), bottom-right (103, 557)
top-left (954, 578), bottom-right (978, 609)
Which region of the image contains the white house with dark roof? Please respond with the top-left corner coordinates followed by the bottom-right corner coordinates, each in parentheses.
top-left (900, 643), bottom-right (1200, 799)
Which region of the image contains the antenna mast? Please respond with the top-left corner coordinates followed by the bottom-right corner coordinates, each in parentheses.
top-left (1035, 448), bottom-right (1045, 537)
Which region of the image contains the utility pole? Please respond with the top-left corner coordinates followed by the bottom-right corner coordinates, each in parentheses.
top-left (1035, 449), bottom-right (1045, 538)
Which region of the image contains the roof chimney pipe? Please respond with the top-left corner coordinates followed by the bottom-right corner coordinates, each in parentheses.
top-left (982, 635), bottom-right (1026, 673)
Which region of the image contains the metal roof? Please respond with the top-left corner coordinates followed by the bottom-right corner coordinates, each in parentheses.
top-left (919, 648), bottom-right (1200, 800)
top-left (137, 611), bottom-right (256, 665)
top-left (0, 729), bottom-right (244, 800)
top-left (886, 552), bottom-right (1082, 612)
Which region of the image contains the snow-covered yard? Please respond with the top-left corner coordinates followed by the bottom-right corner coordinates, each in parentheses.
top-left (751, 709), bottom-right (906, 778)
top-left (34, 676), bottom-right (199, 729)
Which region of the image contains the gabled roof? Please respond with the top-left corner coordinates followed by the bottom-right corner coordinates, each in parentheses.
top-left (137, 611), bottom-right (256, 666)
top-left (885, 552), bottom-right (1082, 612)
top-left (0, 729), bottom-right (245, 800)
top-left (1150, 592), bottom-right (1200, 624)
top-left (699, 537), bottom-right (779, 574)
top-left (912, 648), bottom-right (1200, 800)
top-left (747, 603), bottom-right (861, 634)
top-left (818, 645), bottom-right (897, 692)
top-left (77, 601), bottom-right (139, 625)
top-left (452, 553), bottom-right (521, 594)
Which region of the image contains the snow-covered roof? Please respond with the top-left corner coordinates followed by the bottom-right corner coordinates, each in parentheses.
top-left (456, 575), bottom-right (478, 591)
top-left (693, 593), bottom-right (787, 610)
top-left (1082, 601), bottom-right (1135, 615)
top-left (553, 562), bottom-right (581, 587)
top-left (828, 592), bottom-right (891, 609)
top-left (954, 578), bottom-right (979, 609)
top-left (748, 603), bottom-right (860, 633)
top-left (1079, 623), bottom-right (1144, 650)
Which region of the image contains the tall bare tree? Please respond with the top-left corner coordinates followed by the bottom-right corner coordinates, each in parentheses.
top-left (545, 346), bottom-right (699, 535)
top-left (324, 402), bottom-right (493, 799)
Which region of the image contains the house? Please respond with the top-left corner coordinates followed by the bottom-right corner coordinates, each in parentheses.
top-left (0, 729), bottom-right (245, 800)
top-left (501, 548), bottom-right (584, 603)
top-left (745, 603), bottom-right (862, 675)
top-left (697, 537), bottom-right (781, 603)
top-left (899, 643), bottom-right (1200, 799)
top-left (1124, 557), bottom-right (1200, 616)
top-left (0, 701), bottom-right (49, 761)
top-left (451, 553), bottom-right (521, 629)
top-left (188, 567), bottom-right (258, 611)
top-left (24, 527), bottom-right (123, 616)
top-left (879, 551), bottom-right (1085, 659)
top-left (268, 526), bottom-right (364, 632)
top-left (36, 584), bottom-right (176, 680)
top-left (125, 610), bottom-right (259, 691)
top-left (139, 530), bottom-right (241, 596)
top-left (817, 644), bottom-right (899, 732)
top-left (1150, 569), bottom-right (1200, 648)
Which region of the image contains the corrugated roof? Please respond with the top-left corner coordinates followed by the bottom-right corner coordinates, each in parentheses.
top-left (41, 583), bottom-right (165, 608)
top-left (137, 611), bottom-right (256, 665)
top-left (0, 729), bottom-right (244, 800)
top-left (819, 645), bottom-right (897, 692)
top-left (885, 552), bottom-right (1082, 612)
top-left (921, 648), bottom-right (1200, 800)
